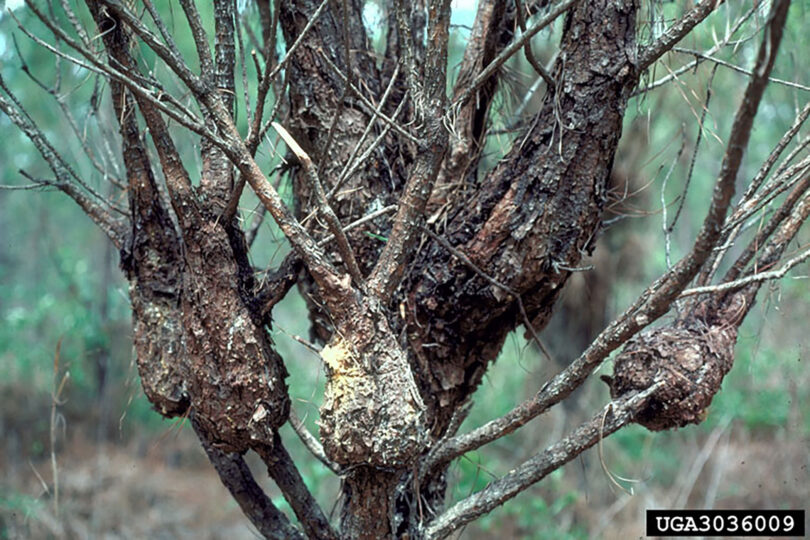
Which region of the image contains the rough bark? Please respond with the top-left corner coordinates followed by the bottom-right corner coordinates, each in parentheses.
top-left (280, 0), bottom-right (406, 343)
top-left (4, 0), bottom-right (801, 538)
top-left (89, 0), bottom-right (290, 452)
top-left (402, 0), bottom-right (639, 438)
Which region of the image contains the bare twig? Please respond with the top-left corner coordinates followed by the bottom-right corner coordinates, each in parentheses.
top-left (668, 67), bottom-right (716, 235)
top-left (453, 0), bottom-right (577, 108)
top-left (661, 129), bottom-right (688, 268)
top-left (682, 243), bottom-right (810, 298)
top-left (17, 4), bottom-right (216, 141)
top-left (289, 409), bottom-right (342, 475)
top-left (13, 34), bottom-right (122, 188)
top-left (0, 66), bottom-right (124, 213)
top-left (723, 154), bottom-right (810, 237)
top-left (317, 205), bottom-right (398, 247)
top-left (317, 50), bottom-right (421, 146)
top-left (332, 63), bottom-right (401, 198)
top-left (672, 48), bottom-right (810, 94)
top-left (514, 0), bottom-right (554, 87)
top-left (637, 0), bottom-right (726, 71)
top-left (723, 175), bottom-right (810, 285)
top-left (633, 3), bottom-right (758, 97)
top-left (723, 102), bottom-right (810, 232)
top-left (332, 97), bottom-right (409, 197)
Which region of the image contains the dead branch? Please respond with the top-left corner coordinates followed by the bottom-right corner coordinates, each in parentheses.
top-left (273, 121), bottom-right (366, 288)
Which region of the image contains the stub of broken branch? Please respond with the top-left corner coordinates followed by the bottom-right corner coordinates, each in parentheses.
top-left (272, 121), bottom-right (311, 166)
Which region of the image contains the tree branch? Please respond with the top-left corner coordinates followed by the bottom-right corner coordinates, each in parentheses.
top-left (96, 0), bottom-right (209, 97)
top-left (682, 242), bottom-right (810, 298)
top-left (210, 108), bottom-right (354, 310)
top-left (637, 0), bottom-right (726, 71)
top-left (367, 0), bottom-right (453, 302)
top-left (227, 0), bottom-right (332, 220)
top-left (515, 0), bottom-right (555, 86)
top-left (739, 101), bottom-right (810, 212)
top-left (424, 383), bottom-right (663, 539)
top-left (194, 420), bottom-right (306, 540)
top-left (200, 0), bottom-right (238, 209)
top-left (245, 0), bottom-right (280, 139)
top-left (428, 0), bottom-right (789, 466)
top-left (437, 0), bottom-right (518, 209)
top-left (452, 0), bottom-right (577, 109)
top-left (88, 0), bottom-right (355, 307)
top-left (179, 0), bottom-right (216, 79)
top-left (87, 2), bottom-right (198, 222)
top-left (255, 434), bottom-right (337, 540)
top-left (289, 409), bottom-right (341, 475)
top-left (632, 3), bottom-right (758, 97)
top-left (255, 204), bottom-right (398, 317)
top-left (721, 176), bottom-right (810, 286)
top-left (0, 88), bottom-right (124, 247)
top-left (19, 3), bottom-right (216, 142)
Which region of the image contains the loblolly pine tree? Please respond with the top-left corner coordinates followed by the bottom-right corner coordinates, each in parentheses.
top-left (1, 0), bottom-right (807, 538)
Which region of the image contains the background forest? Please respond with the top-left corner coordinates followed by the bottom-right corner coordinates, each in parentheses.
top-left (1, 1), bottom-right (808, 538)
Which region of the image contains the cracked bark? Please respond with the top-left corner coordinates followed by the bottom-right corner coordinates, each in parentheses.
top-left (402, 0), bottom-right (639, 440)
top-left (6, 0), bottom-right (801, 538)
